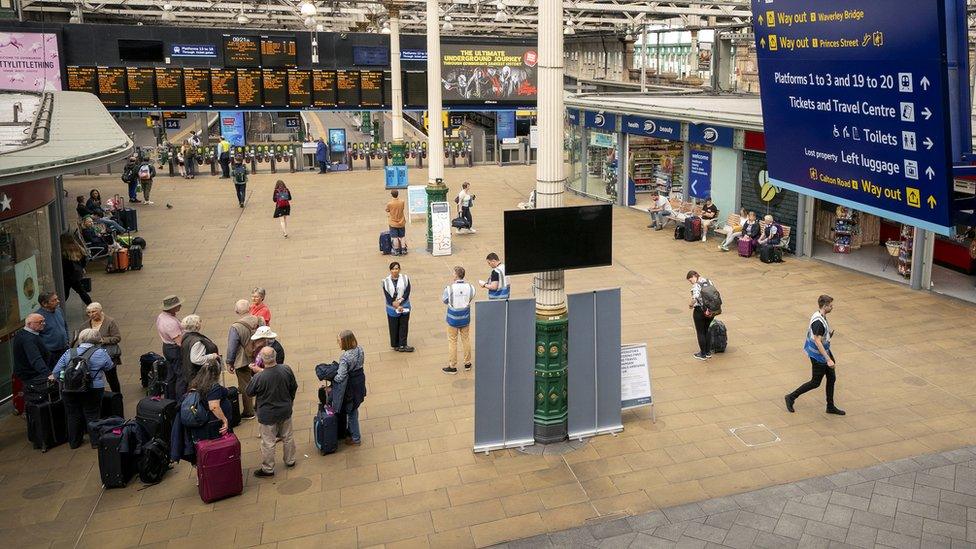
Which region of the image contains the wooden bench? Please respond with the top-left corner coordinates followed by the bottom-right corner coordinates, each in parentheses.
top-left (758, 221), bottom-right (792, 250)
top-left (713, 214), bottom-right (743, 237)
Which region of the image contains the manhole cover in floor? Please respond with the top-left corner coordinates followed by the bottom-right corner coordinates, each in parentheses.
top-left (729, 424), bottom-right (781, 447)
top-left (517, 439), bottom-right (587, 456)
top-left (903, 376), bottom-right (928, 386)
top-left (22, 480), bottom-right (64, 500)
top-left (452, 379), bottom-right (474, 389)
top-left (277, 477), bottom-right (313, 495)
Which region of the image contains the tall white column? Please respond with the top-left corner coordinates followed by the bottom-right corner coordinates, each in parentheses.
top-left (426, 0), bottom-right (445, 184)
top-left (389, 7), bottom-right (404, 142)
top-left (640, 24), bottom-right (648, 92)
top-left (535, 0), bottom-right (566, 317)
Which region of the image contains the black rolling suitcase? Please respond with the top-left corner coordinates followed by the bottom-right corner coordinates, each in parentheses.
top-left (27, 397), bottom-right (67, 452)
top-left (101, 391), bottom-right (124, 418)
top-left (128, 246), bottom-right (143, 270)
top-left (139, 352), bottom-right (163, 388)
top-left (226, 386), bottom-right (242, 428)
top-left (117, 205), bottom-right (138, 232)
top-left (135, 396), bottom-right (177, 440)
top-left (98, 429), bottom-right (137, 488)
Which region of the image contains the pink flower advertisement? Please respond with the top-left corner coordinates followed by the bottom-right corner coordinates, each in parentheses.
top-left (0, 32), bottom-right (61, 92)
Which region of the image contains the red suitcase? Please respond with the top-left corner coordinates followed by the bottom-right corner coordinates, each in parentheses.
top-left (196, 433), bottom-right (243, 503)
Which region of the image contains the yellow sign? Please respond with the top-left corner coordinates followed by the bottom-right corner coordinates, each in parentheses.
top-left (766, 11), bottom-right (776, 27)
top-left (422, 111), bottom-right (449, 131)
top-left (906, 187), bottom-right (921, 208)
top-left (516, 110), bottom-right (536, 117)
top-left (768, 35), bottom-right (778, 51)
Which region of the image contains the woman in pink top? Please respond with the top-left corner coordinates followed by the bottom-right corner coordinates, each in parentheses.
top-left (250, 287), bottom-right (271, 325)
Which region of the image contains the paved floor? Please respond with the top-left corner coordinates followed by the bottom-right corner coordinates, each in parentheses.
top-left (1, 163), bottom-right (975, 548)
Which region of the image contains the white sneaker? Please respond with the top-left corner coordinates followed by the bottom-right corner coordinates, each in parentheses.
top-left (468, 228), bottom-right (477, 233)
top-left (145, 201), bottom-right (154, 205)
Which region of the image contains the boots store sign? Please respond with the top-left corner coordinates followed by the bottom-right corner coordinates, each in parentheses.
top-left (583, 111), bottom-right (617, 131)
top-left (622, 115), bottom-right (680, 141)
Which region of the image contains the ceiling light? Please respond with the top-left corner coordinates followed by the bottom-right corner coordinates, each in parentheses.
top-left (381, 21), bottom-right (391, 34)
top-left (299, 1), bottom-right (317, 17)
top-left (494, 10), bottom-right (509, 23)
top-left (564, 26), bottom-right (575, 35)
top-left (316, 23), bottom-right (324, 32)
top-left (237, 12), bottom-right (250, 25)
top-left (443, 21), bottom-right (454, 32)
top-left (161, 11), bottom-right (176, 21)
top-left (162, 2), bottom-right (173, 11)
top-left (68, 14), bottom-right (81, 23)
top-left (304, 16), bottom-right (316, 28)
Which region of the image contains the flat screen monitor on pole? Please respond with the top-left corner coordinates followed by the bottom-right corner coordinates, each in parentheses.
top-left (504, 205), bottom-right (613, 275)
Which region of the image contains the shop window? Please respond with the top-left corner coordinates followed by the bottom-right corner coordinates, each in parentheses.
top-left (565, 123), bottom-right (583, 192)
top-left (586, 131), bottom-right (618, 202)
top-left (629, 136), bottom-right (684, 201)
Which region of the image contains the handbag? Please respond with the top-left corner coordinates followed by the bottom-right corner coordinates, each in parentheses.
top-left (80, 277), bottom-right (92, 293)
top-left (103, 343), bottom-right (122, 359)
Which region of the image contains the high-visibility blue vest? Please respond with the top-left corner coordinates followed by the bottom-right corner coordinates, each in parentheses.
top-left (445, 281), bottom-right (475, 327)
top-left (487, 264), bottom-right (510, 300)
top-left (383, 275), bottom-right (410, 317)
top-left (803, 312), bottom-right (831, 361)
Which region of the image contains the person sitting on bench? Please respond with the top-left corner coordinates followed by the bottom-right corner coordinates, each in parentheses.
top-left (646, 191), bottom-right (672, 231)
top-left (699, 198), bottom-right (720, 242)
top-left (758, 214), bottom-right (783, 255)
top-left (720, 210), bottom-right (761, 252)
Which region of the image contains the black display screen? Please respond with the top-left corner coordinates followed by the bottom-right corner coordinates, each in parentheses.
top-left (236, 68), bottom-right (262, 107)
top-left (360, 70), bottom-right (383, 107)
top-left (119, 39), bottom-right (164, 62)
top-left (352, 45), bottom-right (389, 66)
top-left (154, 67), bottom-right (183, 107)
top-left (336, 70), bottom-right (359, 107)
top-left (261, 37), bottom-right (297, 67)
top-left (287, 69), bottom-right (311, 107)
top-left (96, 67), bottom-right (127, 107)
top-left (504, 205), bottom-right (613, 275)
top-left (125, 67), bottom-right (155, 107)
top-left (261, 68), bottom-right (287, 107)
top-left (183, 68), bottom-right (211, 107)
top-left (66, 66), bottom-right (97, 95)
top-left (210, 68), bottom-right (237, 107)
top-left (404, 71), bottom-right (428, 107)
top-left (224, 35), bottom-right (260, 68)
top-left (312, 69), bottom-right (337, 107)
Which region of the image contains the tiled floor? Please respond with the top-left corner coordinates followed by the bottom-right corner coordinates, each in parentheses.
top-left (1, 164), bottom-right (976, 548)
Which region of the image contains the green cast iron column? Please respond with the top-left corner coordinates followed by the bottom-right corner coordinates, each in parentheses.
top-left (535, 315), bottom-right (568, 443)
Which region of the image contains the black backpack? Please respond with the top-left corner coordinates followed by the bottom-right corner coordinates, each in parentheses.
top-left (62, 346), bottom-right (99, 393)
top-left (137, 437), bottom-right (170, 484)
top-left (700, 281), bottom-right (723, 316)
top-left (121, 164), bottom-right (137, 184)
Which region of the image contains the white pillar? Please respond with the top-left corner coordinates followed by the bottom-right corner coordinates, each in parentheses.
top-left (535, 0), bottom-right (566, 316)
top-left (640, 25), bottom-right (648, 92)
top-left (689, 30), bottom-right (699, 76)
top-left (426, 0), bottom-right (445, 184)
top-left (389, 8), bottom-right (404, 142)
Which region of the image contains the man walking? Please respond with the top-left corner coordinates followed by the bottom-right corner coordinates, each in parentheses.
top-left (479, 252), bottom-right (510, 299)
top-left (218, 136), bottom-right (232, 178)
top-left (226, 299), bottom-right (264, 420)
top-left (246, 347), bottom-right (298, 478)
top-left (786, 295), bottom-right (846, 415)
top-left (386, 190), bottom-right (407, 255)
top-left (121, 154), bottom-right (141, 203)
top-left (155, 295), bottom-right (185, 399)
top-left (442, 266), bottom-right (476, 375)
top-left (35, 292), bottom-right (69, 371)
top-left (231, 155), bottom-right (248, 208)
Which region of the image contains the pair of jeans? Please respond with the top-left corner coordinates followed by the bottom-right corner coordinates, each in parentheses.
top-left (127, 180), bottom-right (139, 201)
top-left (63, 387), bottom-right (103, 448)
top-left (346, 407), bottom-right (361, 442)
top-left (461, 206), bottom-right (472, 228)
top-left (141, 180), bottom-right (153, 201)
top-left (387, 314), bottom-right (410, 348)
top-left (65, 279), bottom-right (92, 306)
top-left (789, 355), bottom-right (837, 406)
top-left (318, 160), bottom-right (328, 173)
top-left (235, 366), bottom-right (255, 416)
top-left (162, 343), bottom-right (184, 400)
top-left (447, 325), bottom-right (472, 367)
top-left (259, 418), bottom-right (296, 473)
top-left (234, 184), bottom-right (246, 204)
top-left (99, 217), bottom-right (126, 234)
top-left (649, 210), bottom-right (668, 227)
top-left (103, 367), bottom-right (121, 394)
top-left (692, 307), bottom-right (711, 356)
top-left (220, 154), bottom-right (231, 177)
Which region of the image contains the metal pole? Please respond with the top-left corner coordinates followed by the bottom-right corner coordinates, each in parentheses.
top-left (425, 0), bottom-right (448, 252)
top-left (640, 24), bottom-right (648, 93)
top-left (388, 5), bottom-right (406, 166)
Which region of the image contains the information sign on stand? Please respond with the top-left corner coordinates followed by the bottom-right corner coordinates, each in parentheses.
top-left (407, 185), bottom-right (428, 218)
top-left (621, 344), bottom-right (653, 414)
top-left (753, 0), bottom-right (964, 235)
top-left (430, 201), bottom-right (452, 256)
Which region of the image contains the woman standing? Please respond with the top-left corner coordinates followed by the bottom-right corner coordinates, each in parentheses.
top-left (334, 330), bottom-right (366, 446)
top-left (53, 329), bottom-right (116, 448)
top-left (188, 359), bottom-right (233, 441)
top-left (383, 262), bottom-right (414, 352)
top-left (83, 302), bottom-right (123, 393)
top-left (273, 180), bottom-right (292, 238)
top-left (60, 235), bottom-right (92, 306)
top-left (456, 182), bottom-right (476, 233)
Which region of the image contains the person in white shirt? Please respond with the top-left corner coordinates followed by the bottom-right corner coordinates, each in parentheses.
top-left (647, 191), bottom-right (673, 231)
top-left (442, 266), bottom-right (476, 375)
top-left (456, 182), bottom-right (476, 233)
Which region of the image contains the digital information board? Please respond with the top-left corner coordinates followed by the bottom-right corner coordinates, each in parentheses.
top-left (224, 35), bottom-right (260, 68)
top-left (336, 70), bottom-right (360, 107)
top-left (287, 69), bottom-right (311, 107)
top-left (125, 67), bottom-right (155, 107)
top-left (404, 71), bottom-right (428, 107)
top-left (754, 0), bottom-right (957, 234)
top-left (441, 44), bottom-right (538, 105)
top-left (183, 68), bottom-right (211, 107)
top-left (236, 68), bottom-right (262, 107)
top-left (261, 37), bottom-right (297, 67)
top-left (261, 68), bottom-right (287, 107)
top-left (97, 67), bottom-right (126, 107)
top-left (360, 70), bottom-right (383, 107)
top-left (66, 66), bottom-right (97, 95)
top-left (312, 69), bottom-right (337, 107)
top-left (154, 67), bottom-right (183, 108)
top-left (210, 68), bottom-right (237, 107)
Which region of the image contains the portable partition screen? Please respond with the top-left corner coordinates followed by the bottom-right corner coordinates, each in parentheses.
top-left (567, 288), bottom-right (623, 440)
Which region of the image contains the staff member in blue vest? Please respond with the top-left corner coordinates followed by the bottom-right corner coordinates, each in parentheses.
top-left (785, 295), bottom-right (846, 416)
top-left (442, 266), bottom-right (476, 375)
top-left (383, 262), bottom-right (414, 353)
top-left (479, 253), bottom-right (510, 300)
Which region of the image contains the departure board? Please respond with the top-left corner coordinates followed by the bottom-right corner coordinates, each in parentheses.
top-left (261, 37), bottom-right (297, 67)
top-left (97, 67), bottom-right (126, 107)
top-left (236, 68), bottom-right (262, 107)
top-left (125, 67), bottom-right (155, 107)
top-left (287, 69), bottom-right (311, 107)
top-left (336, 70), bottom-right (360, 107)
top-left (154, 67), bottom-right (183, 107)
top-left (383, 71), bottom-right (392, 107)
top-left (66, 66), bottom-right (97, 95)
top-left (360, 70), bottom-right (383, 107)
top-left (210, 68), bottom-right (237, 107)
top-left (261, 68), bottom-right (286, 107)
top-left (404, 71), bottom-right (428, 107)
top-left (312, 69), bottom-right (337, 107)
top-left (183, 68), bottom-right (211, 107)
top-left (224, 35), bottom-right (260, 68)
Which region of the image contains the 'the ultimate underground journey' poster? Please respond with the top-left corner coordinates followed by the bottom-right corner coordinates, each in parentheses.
top-left (441, 44), bottom-right (537, 104)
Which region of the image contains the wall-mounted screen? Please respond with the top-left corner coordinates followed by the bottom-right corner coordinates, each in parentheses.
top-left (404, 70), bottom-right (428, 107)
top-left (183, 68), bottom-right (211, 107)
top-left (223, 35), bottom-right (260, 68)
top-left (504, 205), bottom-right (613, 275)
top-left (125, 67), bottom-right (155, 107)
top-left (260, 37), bottom-right (297, 67)
top-left (441, 44), bottom-right (538, 105)
top-left (287, 69), bottom-right (311, 107)
top-left (261, 68), bottom-right (287, 107)
top-left (154, 67), bottom-right (183, 107)
top-left (312, 69), bottom-right (337, 107)
top-left (360, 70), bottom-right (383, 107)
top-left (236, 68), bottom-right (262, 107)
top-left (66, 66), bottom-right (97, 95)
top-left (96, 67), bottom-right (126, 107)
top-left (352, 46), bottom-right (389, 66)
top-left (119, 39), bottom-right (164, 62)
top-left (210, 68), bottom-right (237, 107)
top-left (336, 70), bottom-right (359, 107)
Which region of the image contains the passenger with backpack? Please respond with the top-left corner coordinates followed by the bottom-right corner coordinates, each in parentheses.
top-left (272, 180), bottom-right (292, 238)
top-left (231, 156), bottom-right (248, 208)
top-left (686, 270), bottom-right (721, 361)
top-left (225, 299), bottom-right (265, 420)
top-left (52, 328), bottom-right (115, 448)
top-left (121, 154), bottom-right (141, 203)
top-left (136, 160), bottom-right (157, 205)
top-left (758, 214), bottom-right (784, 263)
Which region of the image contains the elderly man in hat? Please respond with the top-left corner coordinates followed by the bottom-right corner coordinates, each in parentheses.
top-left (250, 325), bottom-right (284, 368)
top-left (156, 295), bottom-right (185, 399)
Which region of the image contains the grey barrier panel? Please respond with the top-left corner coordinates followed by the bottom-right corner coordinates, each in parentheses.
top-left (473, 297), bottom-right (535, 453)
top-left (567, 289), bottom-right (623, 440)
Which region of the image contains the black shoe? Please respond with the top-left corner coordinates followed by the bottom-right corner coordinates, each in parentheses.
top-left (826, 406), bottom-right (846, 416)
top-left (400, 346), bottom-right (415, 352)
top-left (285, 461), bottom-right (296, 468)
top-left (239, 202), bottom-right (244, 208)
top-left (442, 366), bottom-right (458, 375)
top-left (241, 413), bottom-right (256, 420)
top-left (693, 352), bottom-right (708, 361)
top-left (785, 395), bottom-right (796, 413)
top-left (253, 469), bottom-right (274, 478)
top-left (464, 363), bottom-right (472, 371)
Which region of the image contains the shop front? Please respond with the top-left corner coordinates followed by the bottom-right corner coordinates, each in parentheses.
top-left (565, 109), bottom-right (583, 191)
top-left (622, 115), bottom-right (683, 208)
top-left (581, 111), bottom-right (619, 203)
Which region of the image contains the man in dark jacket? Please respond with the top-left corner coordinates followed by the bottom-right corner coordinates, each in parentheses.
top-left (121, 154), bottom-right (141, 203)
top-left (13, 313), bottom-right (52, 385)
top-left (315, 138), bottom-right (329, 174)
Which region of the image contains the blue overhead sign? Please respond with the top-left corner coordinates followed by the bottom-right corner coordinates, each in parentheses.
top-left (567, 109), bottom-right (580, 125)
top-left (401, 49), bottom-right (428, 61)
top-left (688, 123), bottom-right (733, 148)
top-left (622, 115), bottom-right (680, 140)
top-left (689, 150), bottom-right (712, 199)
top-left (170, 44), bottom-right (217, 58)
top-left (583, 111), bottom-right (616, 131)
top-left (753, 0), bottom-right (965, 235)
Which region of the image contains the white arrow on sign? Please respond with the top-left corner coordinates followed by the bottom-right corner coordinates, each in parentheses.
top-left (925, 166), bottom-right (935, 180)
top-left (922, 107), bottom-right (932, 120)
top-left (923, 137), bottom-right (934, 150)
top-left (691, 179), bottom-right (699, 195)
top-left (920, 76), bottom-right (931, 90)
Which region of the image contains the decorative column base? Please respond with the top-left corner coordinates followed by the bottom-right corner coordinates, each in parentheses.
top-left (425, 181), bottom-right (448, 252)
top-left (534, 314), bottom-right (568, 444)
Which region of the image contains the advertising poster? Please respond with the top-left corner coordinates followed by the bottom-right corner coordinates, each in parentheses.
top-left (441, 44), bottom-right (537, 104)
top-left (15, 256), bottom-right (38, 320)
top-left (219, 111), bottom-right (246, 147)
top-left (620, 343), bottom-right (652, 409)
top-left (497, 111), bottom-right (516, 140)
top-left (697, 42), bottom-right (713, 72)
top-left (430, 201), bottom-right (453, 256)
top-left (407, 185), bottom-right (428, 216)
top-left (328, 128), bottom-right (346, 153)
top-left (0, 32), bottom-right (61, 91)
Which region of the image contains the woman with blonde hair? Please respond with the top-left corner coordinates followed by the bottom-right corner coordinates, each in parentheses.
top-left (82, 302), bottom-right (123, 393)
top-left (60, 233), bottom-right (91, 305)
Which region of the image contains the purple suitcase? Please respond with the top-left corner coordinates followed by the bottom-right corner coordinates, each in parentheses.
top-left (196, 433), bottom-right (243, 503)
top-left (738, 237), bottom-right (754, 257)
